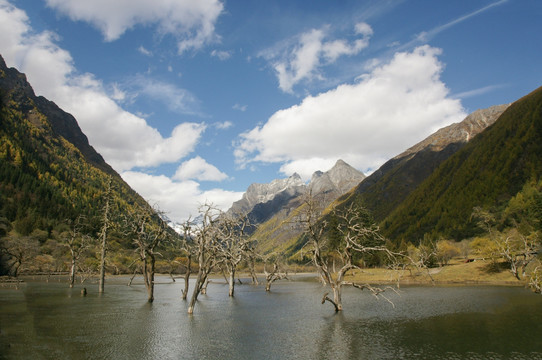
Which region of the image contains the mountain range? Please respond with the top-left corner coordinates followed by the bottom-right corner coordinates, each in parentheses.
top-left (1, 51), bottom-right (541, 268)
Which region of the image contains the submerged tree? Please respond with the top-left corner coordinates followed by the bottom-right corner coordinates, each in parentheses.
top-left (263, 253), bottom-right (289, 291)
top-left (244, 240), bottom-right (260, 286)
top-left (178, 217), bottom-right (196, 300)
top-left (98, 176), bottom-right (113, 293)
top-left (215, 212), bottom-right (252, 297)
top-left (301, 193), bottom-right (397, 312)
top-left (62, 215), bottom-right (92, 288)
top-left (124, 204), bottom-right (169, 302)
top-left (188, 204), bottom-right (223, 314)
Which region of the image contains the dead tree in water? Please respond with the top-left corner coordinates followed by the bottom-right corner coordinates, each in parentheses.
top-left (125, 204), bottom-right (169, 303)
top-left (188, 204), bottom-right (223, 314)
top-left (178, 218), bottom-right (196, 300)
top-left (63, 215), bottom-right (91, 288)
top-left (301, 192), bottom-right (398, 312)
top-left (98, 176), bottom-right (113, 293)
top-left (215, 212), bottom-right (252, 297)
top-left (244, 240), bottom-right (260, 285)
top-left (263, 253), bottom-right (289, 291)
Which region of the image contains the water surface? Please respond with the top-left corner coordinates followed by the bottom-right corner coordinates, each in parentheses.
top-left (1, 276), bottom-right (541, 359)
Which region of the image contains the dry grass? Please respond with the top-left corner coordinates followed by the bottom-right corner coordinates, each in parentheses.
top-left (346, 258), bottom-right (522, 286)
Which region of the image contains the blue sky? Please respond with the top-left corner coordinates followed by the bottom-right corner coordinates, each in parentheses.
top-left (0, 0), bottom-right (540, 223)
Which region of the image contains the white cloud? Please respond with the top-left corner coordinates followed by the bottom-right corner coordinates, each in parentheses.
top-left (235, 45), bottom-right (467, 179)
top-left (261, 23), bottom-right (373, 93)
top-left (121, 171), bottom-right (243, 222)
top-left (214, 121), bottom-right (233, 130)
top-left (211, 49), bottom-right (232, 60)
top-left (233, 104), bottom-right (247, 112)
top-left (137, 45), bottom-right (152, 56)
top-left (173, 156), bottom-right (229, 182)
top-left (128, 75), bottom-right (201, 115)
top-left (0, 1), bottom-right (206, 172)
top-left (452, 84), bottom-right (505, 100)
top-left (400, 0), bottom-right (509, 51)
top-left (45, 0), bottom-right (224, 53)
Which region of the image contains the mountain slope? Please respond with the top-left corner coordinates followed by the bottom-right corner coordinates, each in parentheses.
top-left (0, 54), bottom-right (149, 244)
top-left (382, 86), bottom-right (542, 242)
top-left (334, 104), bottom-right (508, 222)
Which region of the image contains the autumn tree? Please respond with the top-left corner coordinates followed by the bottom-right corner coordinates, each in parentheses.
top-left (301, 193), bottom-right (397, 312)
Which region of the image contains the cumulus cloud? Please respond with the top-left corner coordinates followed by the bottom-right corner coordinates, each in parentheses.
top-left (235, 45), bottom-right (467, 180)
top-left (0, 0), bottom-right (206, 172)
top-left (121, 171), bottom-right (242, 222)
top-left (261, 23), bottom-right (373, 93)
top-left (173, 156), bottom-right (229, 182)
top-left (45, 0), bottom-right (224, 53)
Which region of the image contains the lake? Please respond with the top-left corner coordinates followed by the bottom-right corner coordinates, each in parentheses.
top-left (1, 276), bottom-right (542, 359)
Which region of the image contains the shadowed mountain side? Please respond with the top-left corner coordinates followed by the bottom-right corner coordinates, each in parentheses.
top-left (382, 86), bottom-right (542, 242)
top-left (333, 104), bottom-right (509, 222)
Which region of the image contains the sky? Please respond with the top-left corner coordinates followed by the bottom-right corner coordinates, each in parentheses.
top-left (0, 0), bottom-right (541, 224)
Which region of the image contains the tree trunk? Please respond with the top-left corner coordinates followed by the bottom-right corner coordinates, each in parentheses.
top-left (201, 277), bottom-right (210, 295)
top-left (182, 256), bottom-right (191, 300)
top-left (188, 271), bottom-right (205, 314)
top-left (332, 285), bottom-right (343, 312)
top-left (69, 258), bottom-right (76, 288)
top-left (228, 269), bottom-right (235, 297)
top-left (143, 254), bottom-right (155, 303)
top-left (98, 178), bottom-right (112, 293)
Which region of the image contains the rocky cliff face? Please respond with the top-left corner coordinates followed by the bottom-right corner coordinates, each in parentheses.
top-left (310, 159), bottom-right (366, 197)
top-left (229, 173), bottom-right (306, 216)
top-left (395, 104), bottom-right (509, 160)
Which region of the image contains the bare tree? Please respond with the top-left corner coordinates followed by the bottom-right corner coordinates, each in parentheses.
top-left (263, 253), bottom-right (289, 291)
top-left (125, 204), bottom-right (169, 302)
top-left (496, 228), bottom-right (539, 280)
top-left (98, 176), bottom-right (113, 293)
top-left (187, 204), bottom-right (224, 314)
top-left (62, 215), bottom-right (92, 288)
top-left (529, 264), bottom-right (542, 294)
top-left (215, 212), bottom-right (251, 297)
top-left (1, 235), bottom-right (39, 277)
top-left (300, 192), bottom-right (397, 312)
top-left (178, 218), bottom-right (196, 300)
top-left (244, 240), bottom-right (260, 286)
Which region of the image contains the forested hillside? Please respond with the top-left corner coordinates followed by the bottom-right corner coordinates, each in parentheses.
top-left (0, 55), bottom-right (151, 275)
top-left (382, 86), bottom-right (542, 242)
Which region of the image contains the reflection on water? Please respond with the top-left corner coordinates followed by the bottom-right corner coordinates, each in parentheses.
top-left (1, 276), bottom-right (542, 359)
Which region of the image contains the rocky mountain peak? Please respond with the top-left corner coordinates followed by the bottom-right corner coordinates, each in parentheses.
top-left (395, 104), bottom-right (509, 160)
top-left (310, 159), bottom-right (366, 196)
top-left (228, 159), bottom-right (365, 221)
